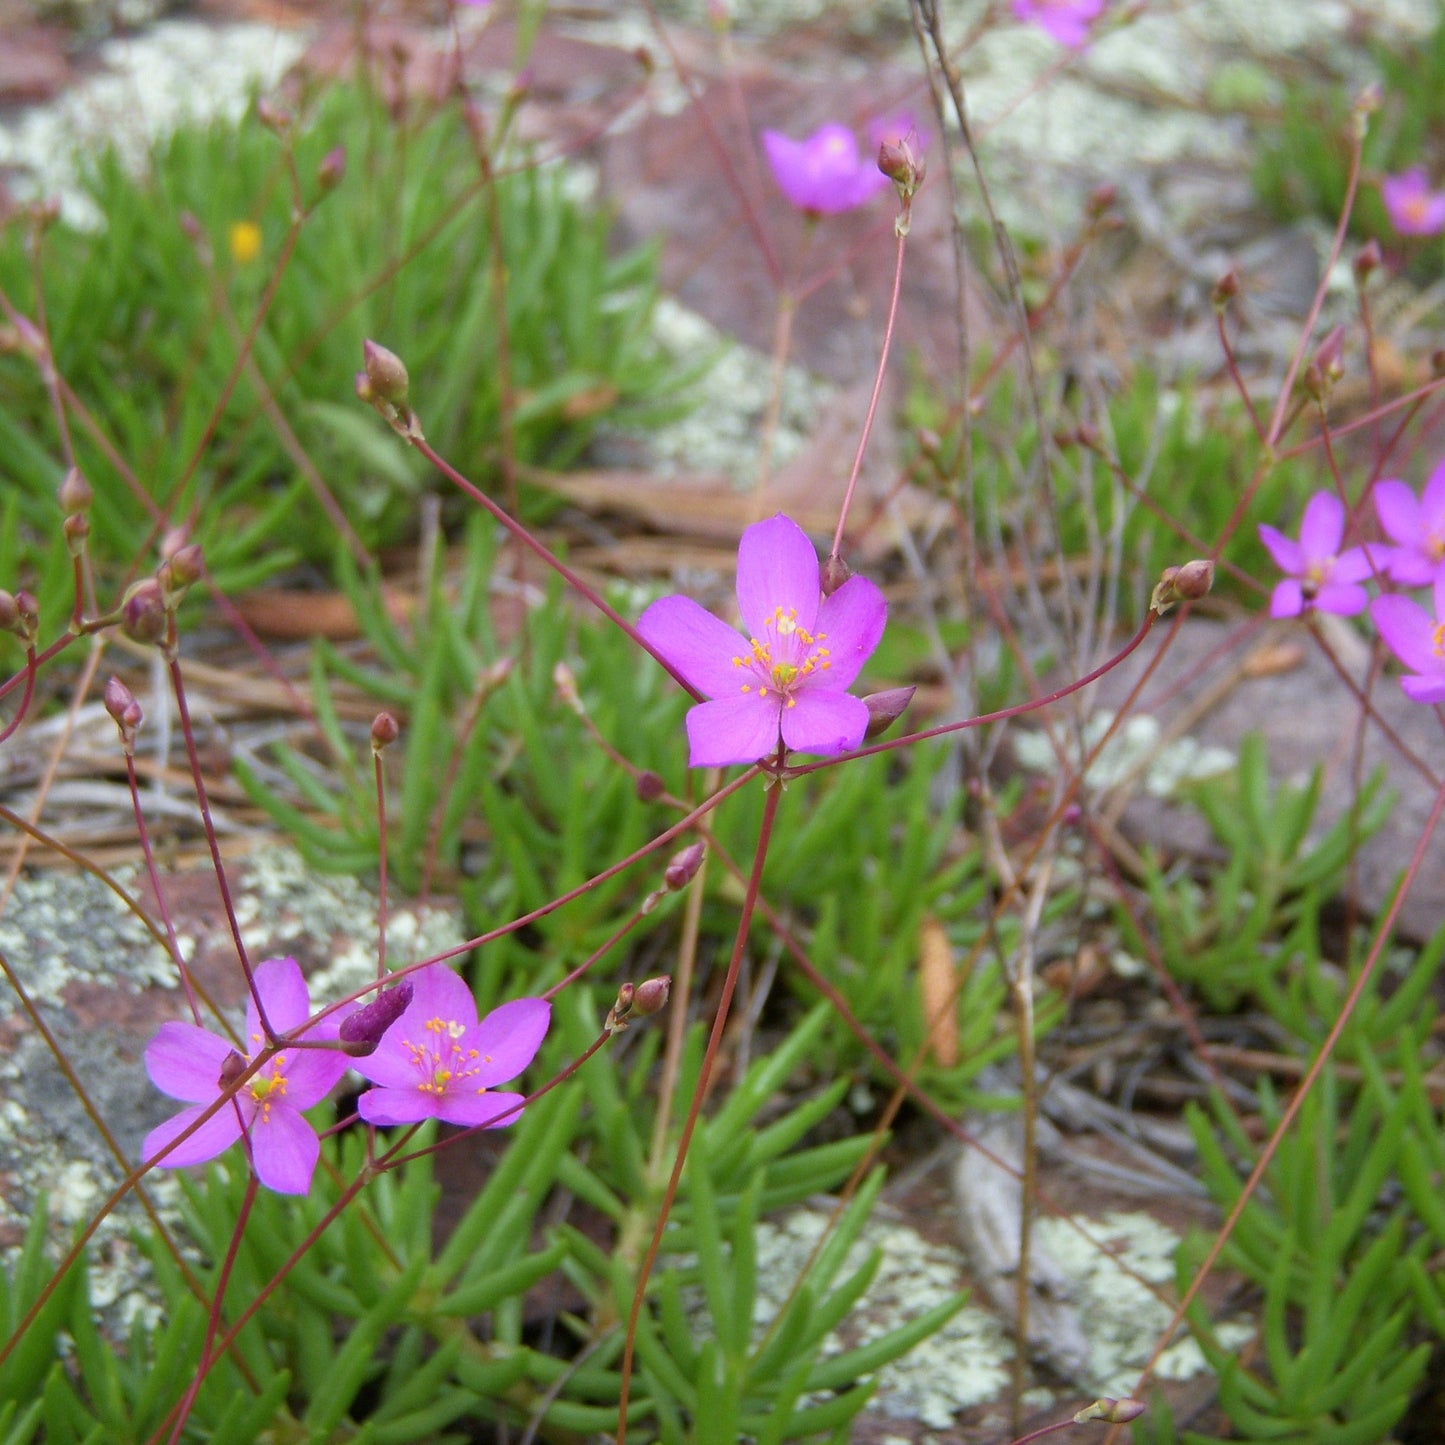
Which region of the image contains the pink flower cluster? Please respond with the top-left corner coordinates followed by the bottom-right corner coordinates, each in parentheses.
top-left (143, 960), bottom-right (550, 1195)
top-left (1260, 466), bottom-right (1445, 703)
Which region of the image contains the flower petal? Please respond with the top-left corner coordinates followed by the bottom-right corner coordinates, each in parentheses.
top-left (637, 594), bottom-right (749, 699)
top-left (250, 1105), bottom-right (321, 1195)
top-left (1297, 492), bottom-right (1345, 559)
top-left (1329, 546), bottom-right (1373, 585)
top-left (1313, 581), bottom-right (1368, 616)
top-left (735, 515), bottom-right (821, 638)
top-left (1257, 523), bottom-right (1302, 576)
top-left (146, 1021), bottom-right (236, 1103)
top-left (1270, 579), bottom-right (1304, 618)
top-left (1371, 595), bottom-right (1443, 674)
top-left (1373, 479), bottom-right (1420, 546)
top-left (245, 957), bottom-right (311, 1042)
top-left (469, 997), bottom-right (551, 1086)
top-left (1422, 460), bottom-right (1445, 520)
top-left (279, 1041), bottom-right (350, 1109)
top-left (408, 962), bottom-right (481, 1029)
top-left (144, 1100), bottom-right (243, 1168)
top-left (685, 695), bottom-right (783, 767)
top-left (780, 690), bottom-right (871, 757)
top-left (812, 575), bottom-right (886, 690)
top-left (437, 1089), bottom-right (527, 1129)
top-left (1400, 673), bottom-right (1445, 704)
top-left (357, 1085), bottom-right (439, 1126)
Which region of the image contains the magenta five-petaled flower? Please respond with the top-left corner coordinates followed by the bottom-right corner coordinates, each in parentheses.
top-left (1380, 168), bottom-right (1445, 238)
top-left (761, 124), bottom-right (890, 216)
top-left (1257, 491), bottom-right (1371, 619)
top-left (637, 514), bottom-right (887, 768)
top-left (143, 958), bottom-right (348, 1196)
top-left (1373, 462), bottom-right (1445, 586)
top-left (351, 964), bottom-right (550, 1128)
top-left (1013, 0), bottom-right (1108, 48)
top-left (1370, 572), bottom-right (1445, 704)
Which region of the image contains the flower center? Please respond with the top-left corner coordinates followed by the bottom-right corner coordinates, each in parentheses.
top-left (247, 1055), bottom-right (288, 1124)
top-left (1300, 558), bottom-right (1334, 599)
top-left (404, 1015), bottom-right (488, 1097)
top-left (732, 605), bottom-right (832, 708)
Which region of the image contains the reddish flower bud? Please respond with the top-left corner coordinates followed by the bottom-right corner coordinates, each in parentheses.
top-left (1150, 558), bottom-right (1214, 614)
top-left (371, 712), bottom-right (400, 750)
top-left (339, 981), bottom-right (414, 1056)
top-left (877, 137), bottom-right (925, 201)
top-left (862, 686), bottom-right (916, 739)
top-left (636, 770), bottom-right (665, 802)
top-left (1211, 269), bottom-right (1240, 311)
top-left (664, 842), bottom-right (705, 891)
top-left (13, 590), bottom-right (38, 642)
top-left (1354, 238), bottom-right (1382, 282)
top-left (1086, 183), bottom-right (1117, 219)
top-left (103, 676), bottom-right (142, 735)
top-left (58, 466), bottom-right (92, 516)
top-left (121, 579), bottom-right (167, 645)
top-left (362, 339), bottom-right (410, 408)
top-left (317, 146), bottom-right (346, 193)
top-left (633, 975), bottom-right (671, 1016)
top-left (821, 554), bottom-right (851, 596)
top-left (218, 1049), bottom-right (248, 1089)
top-left (256, 98), bottom-right (293, 133)
top-left (0, 590), bottom-right (20, 635)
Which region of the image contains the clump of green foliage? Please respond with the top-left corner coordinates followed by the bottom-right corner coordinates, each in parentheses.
top-left (0, 75), bottom-right (681, 622)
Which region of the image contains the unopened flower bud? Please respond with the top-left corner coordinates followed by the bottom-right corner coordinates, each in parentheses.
top-left (255, 97), bottom-right (293, 133)
top-left (58, 466), bottom-right (92, 516)
top-left (633, 975), bottom-right (670, 1017)
top-left (13, 590), bottom-right (38, 643)
top-left (178, 211), bottom-right (205, 245)
top-left (636, 770), bottom-right (665, 802)
top-left (821, 555), bottom-right (851, 596)
top-left (339, 981), bottom-right (414, 1056)
top-left (362, 339), bottom-right (410, 408)
top-left (1151, 558), bottom-right (1214, 614)
top-left (605, 981), bottom-right (635, 1034)
top-left (103, 676), bottom-right (143, 737)
top-left (28, 197), bottom-right (60, 231)
top-left (1086, 183), bottom-right (1117, 219)
top-left (121, 579), bottom-right (167, 645)
top-left (218, 1049), bottom-right (248, 1089)
top-left (1211, 269), bottom-right (1240, 311)
top-left (862, 686), bottom-right (915, 739)
top-left (0, 590), bottom-right (20, 635)
top-left (63, 513), bottom-right (89, 556)
top-left (317, 145), bottom-right (346, 193)
top-left (877, 137), bottom-right (924, 200)
top-left (1433, 349), bottom-right (1445, 379)
top-left (1073, 1398), bottom-right (1145, 1425)
top-left (664, 842), bottom-right (705, 892)
top-left (157, 543), bottom-right (205, 604)
top-left (1354, 238), bottom-right (1381, 283)
top-left (371, 712), bottom-right (400, 750)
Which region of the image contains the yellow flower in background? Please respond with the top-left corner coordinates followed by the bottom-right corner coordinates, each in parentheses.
top-left (229, 220), bottom-right (263, 265)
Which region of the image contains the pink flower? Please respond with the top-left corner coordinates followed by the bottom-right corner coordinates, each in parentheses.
top-left (1013, 0), bottom-right (1107, 47)
top-left (1380, 168), bottom-right (1445, 237)
top-left (1370, 572), bottom-right (1445, 703)
top-left (1372, 463), bottom-right (1445, 585)
top-left (761, 124), bottom-right (889, 216)
top-left (1257, 491), bottom-right (1372, 618)
top-left (351, 965), bottom-right (550, 1128)
top-left (637, 513), bottom-right (887, 767)
top-left (143, 958), bottom-right (349, 1196)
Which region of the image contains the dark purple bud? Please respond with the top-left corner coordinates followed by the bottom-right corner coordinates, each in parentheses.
top-left (877, 138), bottom-right (925, 200)
top-left (820, 555), bottom-right (851, 597)
top-left (633, 976), bottom-right (671, 1017)
top-left (664, 842), bottom-right (705, 891)
top-left (58, 466), bottom-right (92, 516)
top-left (218, 1049), bottom-right (247, 1089)
top-left (862, 686), bottom-right (915, 739)
top-left (636, 770), bottom-right (665, 802)
top-left (362, 340), bottom-right (410, 407)
top-left (103, 676), bottom-right (142, 735)
top-left (371, 712), bottom-right (400, 750)
top-left (340, 981), bottom-right (414, 1056)
top-left (121, 579), bottom-right (167, 645)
